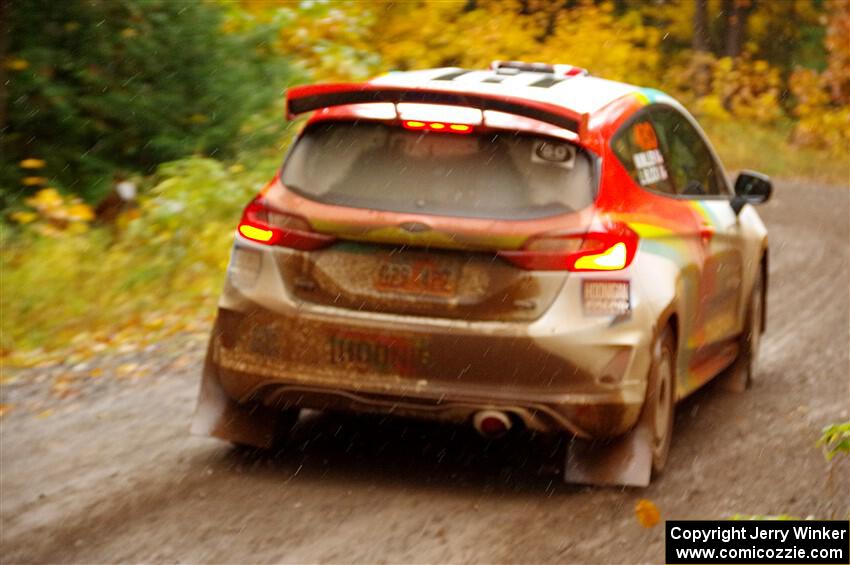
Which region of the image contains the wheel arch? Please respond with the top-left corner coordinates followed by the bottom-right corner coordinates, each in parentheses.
top-left (656, 303), bottom-right (680, 356)
top-left (653, 302), bottom-right (681, 401)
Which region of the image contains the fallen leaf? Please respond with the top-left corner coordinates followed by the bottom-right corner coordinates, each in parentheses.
top-left (51, 377), bottom-right (74, 393)
top-left (0, 404), bottom-right (13, 418)
top-left (116, 362), bottom-right (138, 377)
top-left (635, 498), bottom-right (661, 528)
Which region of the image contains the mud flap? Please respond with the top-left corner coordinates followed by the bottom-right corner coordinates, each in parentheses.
top-left (190, 343), bottom-right (276, 449)
top-left (563, 419), bottom-right (653, 487)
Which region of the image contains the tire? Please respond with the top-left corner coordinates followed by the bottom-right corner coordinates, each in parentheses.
top-left (645, 326), bottom-right (676, 475)
top-left (228, 406), bottom-right (300, 450)
top-left (736, 267), bottom-right (765, 389)
top-left (271, 407), bottom-right (300, 447)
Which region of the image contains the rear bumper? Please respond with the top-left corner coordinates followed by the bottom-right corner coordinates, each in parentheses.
top-left (195, 238), bottom-right (668, 440)
top-left (203, 300), bottom-right (647, 438)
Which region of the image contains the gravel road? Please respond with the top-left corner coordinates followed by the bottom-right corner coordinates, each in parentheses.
top-left (1, 180), bottom-right (848, 564)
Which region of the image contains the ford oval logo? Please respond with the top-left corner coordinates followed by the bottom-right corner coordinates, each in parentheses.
top-left (399, 222), bottom-right (431, 233)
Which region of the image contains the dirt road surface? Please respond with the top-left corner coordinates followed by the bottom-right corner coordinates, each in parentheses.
top-left (2, 180), bottom-right (848, 564)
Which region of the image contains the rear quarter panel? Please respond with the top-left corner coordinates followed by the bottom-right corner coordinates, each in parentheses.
top-left (588, 89), bottom-right (768, 397)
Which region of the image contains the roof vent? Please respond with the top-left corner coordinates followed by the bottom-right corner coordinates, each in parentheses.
top-left (490, 60), bottom-right (588, 78)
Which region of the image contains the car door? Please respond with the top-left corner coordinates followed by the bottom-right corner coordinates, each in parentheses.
top-left (650, 106), bottom-right (743, 379)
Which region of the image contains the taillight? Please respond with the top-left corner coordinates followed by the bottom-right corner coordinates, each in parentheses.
top-left (402, 120), bottom-right (473, 134)
top-left (237, 197), bottom-right (335, 251)
top-left (498, 222), bottom-right (638, 272)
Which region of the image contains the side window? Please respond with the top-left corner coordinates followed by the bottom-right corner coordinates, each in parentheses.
top-left (651, 108), bottom-right (726, 196)
top-left (611, 116), bottom-right (676, 195)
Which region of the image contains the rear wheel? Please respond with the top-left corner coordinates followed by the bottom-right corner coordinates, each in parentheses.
top-left (739, 267), bottom-right (764, 388)
top-left (645, 326), bottom-right (676, 474)
top-left (724, 266), bottom-right (764, 391)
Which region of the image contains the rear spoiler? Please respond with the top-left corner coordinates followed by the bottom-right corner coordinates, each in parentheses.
top-left (285, 82), bottom-right (588, 138)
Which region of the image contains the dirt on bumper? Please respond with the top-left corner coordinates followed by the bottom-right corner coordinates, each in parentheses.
top-left (198, 306), bottom-right (643, 440)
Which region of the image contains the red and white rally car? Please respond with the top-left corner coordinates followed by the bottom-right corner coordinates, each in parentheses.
top-left (193, 61), bottom-right (771, 486)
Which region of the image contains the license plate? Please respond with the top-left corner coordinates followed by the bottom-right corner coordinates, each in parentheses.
top-left (374, 257), bottom-right (458, 296)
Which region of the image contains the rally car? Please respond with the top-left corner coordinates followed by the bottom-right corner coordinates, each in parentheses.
top-left (192, 61), bottom-right (771, 486)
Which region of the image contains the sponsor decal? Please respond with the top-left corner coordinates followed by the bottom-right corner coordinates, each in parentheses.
top-left (582, 280), bottom-right (631, 316)
top-left (630, 120), bottom-right (669, 186)
top-left (328, 330), bottom-right (429, 376)
top-left (633, 121), bottom-right (659, 150)
top-left (633, 148), bottom-right (669, 186)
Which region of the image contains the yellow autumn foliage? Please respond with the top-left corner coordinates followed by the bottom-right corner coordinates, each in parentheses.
top-left (4, 57), bottom-right (29, 70)
top-left (788, 2), bottom-right (850, 154)
top-left (18, 188), bottom-right (96, 233)
top-left (266, 0), bottom-right (664, 86)
top-left (19, 158), bottom-right (46, 169)
top-left (21, 176), bottom-right (47, 186)
top-left (229, 0), bottom-right (848, 156)
top-left (536, 2), bottom-right (662, 86)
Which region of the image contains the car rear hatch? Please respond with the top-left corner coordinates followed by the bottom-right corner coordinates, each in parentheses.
top-left (278, 241), bottom-right (570, 322)
top-left (252, 115), bottom-right (600, 323)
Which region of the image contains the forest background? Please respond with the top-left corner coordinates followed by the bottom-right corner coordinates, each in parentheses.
top-left (1, 0), bottom-right (848, 362)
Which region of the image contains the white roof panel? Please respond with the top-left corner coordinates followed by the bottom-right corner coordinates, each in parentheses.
top-left (369, 68), bottom-right (639, 115)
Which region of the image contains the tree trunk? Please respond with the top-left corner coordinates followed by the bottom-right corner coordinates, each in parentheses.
top-left (693, 0), bottom-right (710, 53)
top-left (723, 0), bottom-right (752, 58)
top-left (0, 0), bottom-right (10, 137)
top-left (692, 0), bottom-right (711, 97)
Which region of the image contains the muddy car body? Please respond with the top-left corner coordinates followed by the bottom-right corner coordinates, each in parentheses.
top-left (193, 62), bottom-right (771, 486)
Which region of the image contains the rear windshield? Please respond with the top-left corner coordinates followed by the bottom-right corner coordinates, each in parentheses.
top-left (280, 122), bottom-right (596, 220)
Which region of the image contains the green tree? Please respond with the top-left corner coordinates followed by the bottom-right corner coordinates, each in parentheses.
top-left (1, 0), bottom-right (291, 205)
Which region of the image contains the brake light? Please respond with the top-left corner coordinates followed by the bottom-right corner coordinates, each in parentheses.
top-left (402, 120), bottom-right (473, 134)
top-left (237, 197), bottom-right (335, 251)
top-left (238, 224), bottom-right (276, 243)
top-left (498, 222), bottom-right (638, 271)
top-left (574, 242), bottom-right (628, 270)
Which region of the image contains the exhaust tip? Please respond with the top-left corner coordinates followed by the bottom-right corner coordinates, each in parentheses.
top-left (473, 410), bottom-right (512, 438)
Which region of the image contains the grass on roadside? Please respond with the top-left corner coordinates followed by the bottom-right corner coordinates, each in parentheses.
top-left (1, 154), bottom-right (282, 365)
top-left (701, 118), bottom-right (849, 186)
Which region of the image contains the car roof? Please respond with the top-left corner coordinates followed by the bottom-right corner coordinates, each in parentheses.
top-left (369, 67), bottom-right (641, 116)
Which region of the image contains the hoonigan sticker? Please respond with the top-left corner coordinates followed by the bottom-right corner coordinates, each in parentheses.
top-left (329, 330), bottom-right (430, 376)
